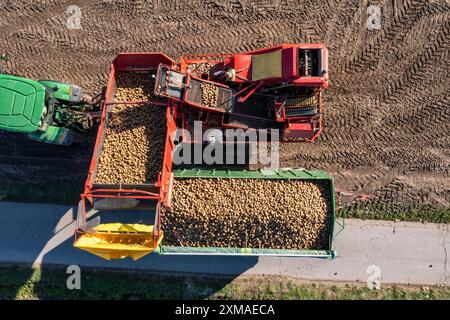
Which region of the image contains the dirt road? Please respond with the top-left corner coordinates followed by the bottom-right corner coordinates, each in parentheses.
top-left (0, 0), bottom-right (449, 212)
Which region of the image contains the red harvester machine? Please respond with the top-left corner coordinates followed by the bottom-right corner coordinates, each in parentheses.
top-left (74, 44), bottom-right (332, 260)
top-left (156, 43), bottom-right (329, 142)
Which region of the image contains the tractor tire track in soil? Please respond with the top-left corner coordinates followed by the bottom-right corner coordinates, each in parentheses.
top-left (0, 0), bottom-right (448, 213)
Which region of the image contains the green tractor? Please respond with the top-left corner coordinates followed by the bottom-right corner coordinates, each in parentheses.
top-left (0, 56), bottom-right (99, 145)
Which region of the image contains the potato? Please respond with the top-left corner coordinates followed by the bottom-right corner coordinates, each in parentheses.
top-left (200, 82), bottom-right (219, 108)
top-left (161, 178), bottom-right (332, 250)
top-left (95, 72), bottom-right (166, 184)
top-left (190, 62), bottom-right (213, 77)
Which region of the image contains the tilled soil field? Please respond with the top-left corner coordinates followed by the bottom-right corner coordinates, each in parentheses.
top-left (0, 0), bottom-right (449, 214)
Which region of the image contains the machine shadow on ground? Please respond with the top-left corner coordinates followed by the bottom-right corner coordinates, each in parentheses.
top-left (0, 204), bottom-right (258, 299)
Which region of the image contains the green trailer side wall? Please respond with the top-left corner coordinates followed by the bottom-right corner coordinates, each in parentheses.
top-left (173, 168), bottom-right (333, 180)
top-left (159, 168), bottom-right (336, 258)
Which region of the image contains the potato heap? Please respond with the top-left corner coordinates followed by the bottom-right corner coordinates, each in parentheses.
top-left (95, 72), bottom-right (166, 184)
top-left (200, 82), bottom-right (219, 108)
top-left (162, 178), bottom-right (332, 250)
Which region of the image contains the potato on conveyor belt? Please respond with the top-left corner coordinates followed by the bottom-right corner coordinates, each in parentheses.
top-left (200, 82), bottom-right (219, 108)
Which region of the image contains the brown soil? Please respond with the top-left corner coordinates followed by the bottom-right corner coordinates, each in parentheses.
top-left (0, 0), bottom-right (448, 211)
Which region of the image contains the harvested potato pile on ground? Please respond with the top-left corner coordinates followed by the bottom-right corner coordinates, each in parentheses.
top-left (200, 82), bottom-right (219, 108)
top-left (162, 178), bottom-right (332, 250)
top-left (95, 72), bottom-right (166, 184)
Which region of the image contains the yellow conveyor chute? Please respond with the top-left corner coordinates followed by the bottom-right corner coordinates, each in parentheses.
top-left (74, 223), bottom-right (163, 260)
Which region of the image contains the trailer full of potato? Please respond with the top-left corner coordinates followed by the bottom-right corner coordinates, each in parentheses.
top-left (95, 72), bottom-right (166, 184)
top-left (162, 178), bottom-right (332, 250)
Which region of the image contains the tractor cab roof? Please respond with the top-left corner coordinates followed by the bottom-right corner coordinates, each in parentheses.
top-left (0, 74), bottom-right (46, 133)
